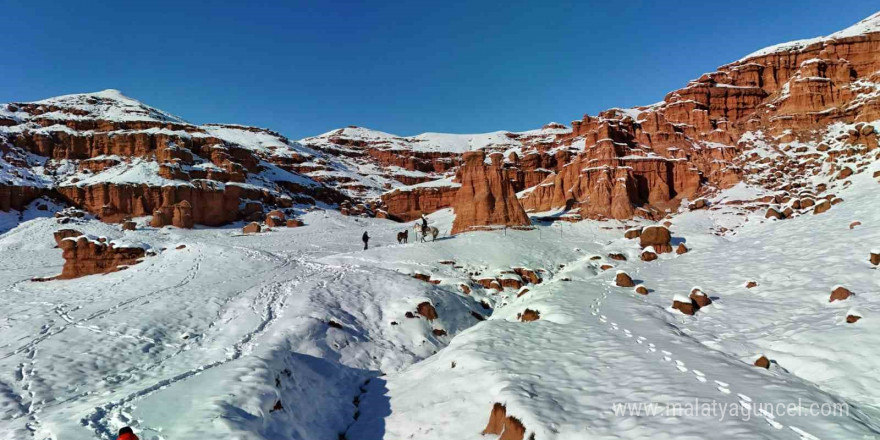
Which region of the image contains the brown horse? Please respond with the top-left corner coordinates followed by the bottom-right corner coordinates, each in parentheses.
top-left (397, 230), bottom-right (408, 244)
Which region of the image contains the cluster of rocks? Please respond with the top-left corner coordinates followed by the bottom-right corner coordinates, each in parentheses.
top-left (241, 210), bottom-right (304, 234)
top-left (672, 287), bottom-right (714, 316)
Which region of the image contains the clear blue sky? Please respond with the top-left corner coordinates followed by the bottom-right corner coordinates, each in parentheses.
top-left (2, 1), bottom-right (877, 138)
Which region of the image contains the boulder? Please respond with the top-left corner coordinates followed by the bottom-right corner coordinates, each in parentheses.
top-left (512, 267), bottom-right (541, 284)
top-left (242, 222), bottom-right (261, 234)
top-left (599, 264), bottom-right (613, 271)
top-left (57, 236), bottom-right (146, 279)
top-left (519, 309), bottom-right (540, 322)
top-left (846, 314), bottom-right (861, 323)
top-left (754, 355), bottom-right (770, 369)
top-left (688, 199), bottom-right (708, 210)
top-left (765, 207), bottom-right (784, 219)
top-left (641, 248), bottom-right (658, 262)
top-left (266, 214), bottom-right (285, 227)
top-left (745, 281), bottom-right (758, 289)
top-left (417, 302), bottom-right (438, 320)
top-left (675, 243), bottom-right (689, 254)
top-left (639, 226), bottom-right (672, 253)
top-left (451, 151), bottom-right (531, 234)
top-left (286, 218), bottom-right (304, 227)
top-left (849, 221), bottom-right (861, 229)
top-left (830, 286), bottom-right (852, 302)
top-left (411, 273), bottom-right (431, 282)
top-left (608, 253), bottom-right (627, 261)
top-left (870, 251), bottom-right (879, 266)
top-left (634, 285), bottom-right (649, 295)
top-left (690, 288), bottom-right (712, 308)
top-left (813, 200), bottom-right (831, 215)
top-left (615, 271), bottom-right (635, 287)
top-left (672, 295), bottom-right (697, 315)
top-left (431, 328), bottom-right (447, 337)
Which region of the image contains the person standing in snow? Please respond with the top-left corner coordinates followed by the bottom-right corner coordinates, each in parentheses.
top-left (362, 231), bottom-right (370, 250)
top-left (116, 427), bottom-right (139, 440)
top-left (421, 215), bottom-right (428, 231)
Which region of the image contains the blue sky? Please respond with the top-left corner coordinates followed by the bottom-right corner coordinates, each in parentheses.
top-left (2, 1), bottom-right (877, 138)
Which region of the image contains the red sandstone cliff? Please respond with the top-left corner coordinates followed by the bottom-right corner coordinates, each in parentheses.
top-left (451, 151), bottom-right (531, 234)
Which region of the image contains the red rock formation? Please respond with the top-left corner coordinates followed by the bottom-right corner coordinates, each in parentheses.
top-left (0, 184), bottom-right (43, 212)
top-left (451, 151), bottom-right (530, 234)
top-left (242, 222), bottom-right (261, 234)
top-left (57, 235), bottom-right (146, 279)
top-left (380, 185), bottom-right (458, 222)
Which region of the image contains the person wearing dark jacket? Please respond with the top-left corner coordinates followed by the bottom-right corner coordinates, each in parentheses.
top-left (421, 215), bottom-right (428, 231)
top-left (117, 427), bottom-right (139, 440)
top-left (362, 231), bottom-right (369, 250)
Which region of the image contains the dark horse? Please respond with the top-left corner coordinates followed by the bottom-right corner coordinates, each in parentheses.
top-left (397, 230), bottom-right (409, 244)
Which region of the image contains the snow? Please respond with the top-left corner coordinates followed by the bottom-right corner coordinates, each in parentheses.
top-left (739, 11), bottom-right (880, 61)
top-left (0, 159), bottom-right (878, 439)
top-left (25, 89), bottom-right (189, 124)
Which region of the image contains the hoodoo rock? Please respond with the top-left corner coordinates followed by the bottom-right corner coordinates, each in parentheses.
top-left (639, 226), bottom-right (672, 253)
top-left (57, 235), bottom-right (146, 279)
top-left (451, 151), bottom-right (530, 234)
top-left (417, 302), bottom-right (438, 321)
top-left (172, 200), bottom-right (193, 228)
top-left (615, 271), bottom-right (635, 287)
top-left (830, 286), bottom-right (852, 302)
top-left (754, 355), bottom-right (771, 369)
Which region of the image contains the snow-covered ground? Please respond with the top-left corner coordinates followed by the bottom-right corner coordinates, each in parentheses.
top-left (0, 158), bottom-right (878, 439)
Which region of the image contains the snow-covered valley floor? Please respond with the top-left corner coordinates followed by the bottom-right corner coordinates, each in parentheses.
top-left (1, 168), bottom-right (879, 440)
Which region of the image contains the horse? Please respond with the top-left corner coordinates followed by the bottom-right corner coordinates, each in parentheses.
top-left (413, 222), bottom-right (439, 242)
top-left (397, 230), bottom-right (408, 244)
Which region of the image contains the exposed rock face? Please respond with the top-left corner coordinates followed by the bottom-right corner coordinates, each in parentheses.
top-left (830, 286), bottom-right (853, 302)
top-left (639, 226), bottom-right (673, 253)
top-left (380, 185), bottom-right (458, 222)
top-left (54, 229), bottom-right (83, 246)
top-left (57, 235), bottom-right (146, 279)
top-left (615, 271), bottom-right (635, 287)
top-left (451, 151), bottom-right (531, 234)
top-left (1, 90), bottom-right (346, 226)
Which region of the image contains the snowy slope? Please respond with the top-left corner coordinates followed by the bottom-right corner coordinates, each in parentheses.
top-left (739, 11), bottom-right (880, 61)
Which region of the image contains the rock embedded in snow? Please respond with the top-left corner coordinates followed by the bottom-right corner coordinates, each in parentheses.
top-left (519, 309), bottom-right (540, 322)
top-left (846, 314), bottom-right (862, 323)
top-left (599, 264), bottom-right (613, 271)
top-left (53, 228), bottom-right (83, 246)
top-left (830, 286), bottom-right (853, 302)
top-left (745, 281), bottom-right (758, 289)
top-left (754, 355), bottom-right (771, 369)
top-left (765, 207), bottom-right (785, 219)
top-left (641, 249), bottom-right (658, 262)
top-left (634, 285), bottom-right (649, 295)
top-left (672, 294), bottom-right (698, 315)
top-left (675, 243), bottom-right (689, 254)
top-left (481, 403), bottom-right (528, 440)
top-left (242, 222), bottom-right (261, 234)
top-left (624, 227), bottom-right (642, 239)
top-left (615, 271), bottom-right (635, 287)
top-left (870, 251), bottom-right (879, 266)
top-left (814, 199), bottom-right (832, 215)
top-left (639, 226), bottom-right (673, 253)
top-left (266, 210), bottom-right (286, 227)
top-left (121, 221), bottom-right (136, 231)
top-left (689, 289), bottom-right (712, 308)
top-left (849, 221), bottom-right (861, 229)
top-left (608, 253), bottom-right (627, 261)
top-left (417, 302), bottom-right (438, 320)
top-left (286, 218), bottom-right (304, 227)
